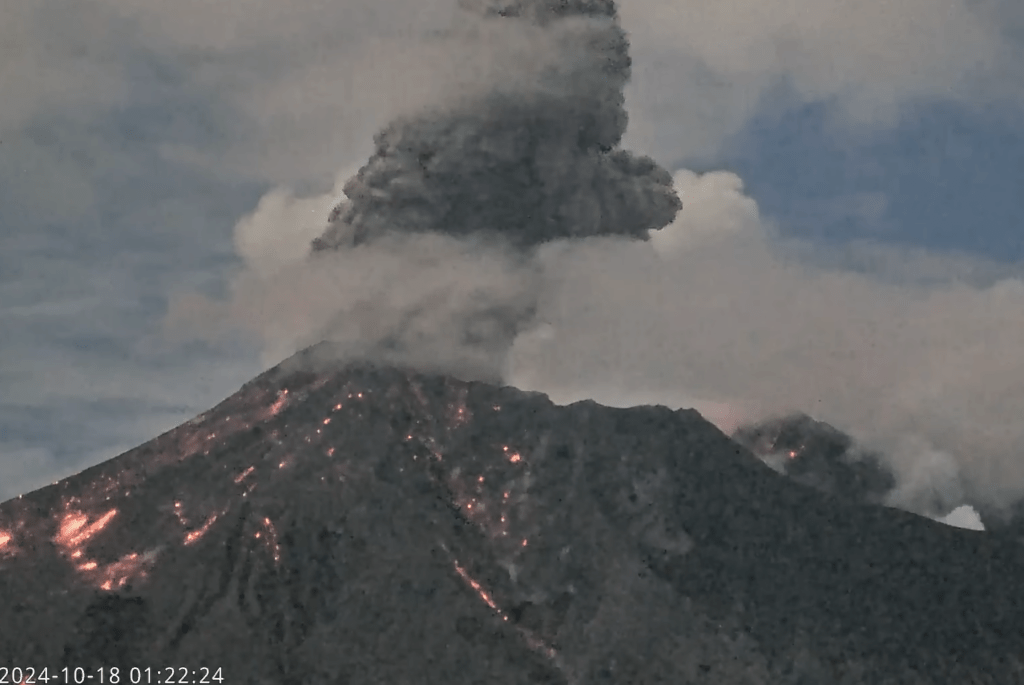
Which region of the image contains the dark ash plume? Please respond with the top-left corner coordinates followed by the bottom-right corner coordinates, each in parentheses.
top-left (312, 0), bottom-right (680, 252)
top-left (459, 0), bottom-right (620, 22)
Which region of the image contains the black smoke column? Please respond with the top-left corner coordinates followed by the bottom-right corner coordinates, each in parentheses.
top-left (312, 0), bottom-right (681, 252)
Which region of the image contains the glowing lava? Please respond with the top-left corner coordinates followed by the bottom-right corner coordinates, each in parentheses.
top-left (453, 560), bottom-right (503, 615)
top-left (260, 516), bottom-right (281, 564)
top-left (234, 466), bottom-right (256, 483)
top-left (55, 508), bottom-right (117, 552)
top-left (184, 514), bottom-right (219, 546)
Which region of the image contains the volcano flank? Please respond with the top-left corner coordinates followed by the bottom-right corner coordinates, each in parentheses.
top-left (2, 344), bottom-right (1023, 683)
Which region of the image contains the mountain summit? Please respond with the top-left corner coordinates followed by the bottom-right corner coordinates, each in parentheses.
top-left (2, 343), bottom-right (1022, 683)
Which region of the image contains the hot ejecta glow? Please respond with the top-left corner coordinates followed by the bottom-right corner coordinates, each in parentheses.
top-left (164, 0), bottom-right (1024, 531)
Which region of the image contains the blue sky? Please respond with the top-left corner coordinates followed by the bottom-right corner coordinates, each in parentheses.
top-left (2, 0), bottom-right (1024, 519)
top-left (721, 99), bottom-right (1024, 259)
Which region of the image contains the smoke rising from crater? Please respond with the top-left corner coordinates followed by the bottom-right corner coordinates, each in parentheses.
top-left (168, 0), bottom-right (678, 383)
top-left (504, 168), bottom-right (1024, 519)
top-left (279, 0), bottom-right (679, 378)
top-left (166, 0), bottom-right (1024, 522)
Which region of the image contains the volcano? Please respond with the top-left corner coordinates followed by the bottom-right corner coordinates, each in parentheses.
top-left (1, 343), bottom-right (1023, 684)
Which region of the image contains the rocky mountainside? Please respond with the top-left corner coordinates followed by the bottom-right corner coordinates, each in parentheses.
top-left (732, 413), bottom-right (897, 507)
top-left (734, 413), bottom-right (1024, 540)
top-left (2, 343), bottom-right (1023, 684)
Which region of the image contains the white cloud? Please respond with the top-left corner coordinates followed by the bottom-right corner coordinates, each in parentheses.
top-left (937, 505), bottom-right (986, 531)
top-left (233, 170), bottom-right (356, 278)
top-left (648, 170), bottom-right (761, 255)
top-left (505, 168), bottom-right (1024, 509)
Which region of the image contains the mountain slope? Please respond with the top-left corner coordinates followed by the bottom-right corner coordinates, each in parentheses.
top-left (2, 343), bottom-right (1023, 683)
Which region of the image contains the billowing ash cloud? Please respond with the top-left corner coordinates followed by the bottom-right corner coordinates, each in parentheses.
top-left (166, 0), bottom-right (1024, 528)
top-left (504, 168), bottom-right (1024, 524)
top-left (459, 0), bottom-right (618, 21)
top-left (312, 0), bottom-right (679, 252)
top-left (168, 0), bottom-right (679, 383)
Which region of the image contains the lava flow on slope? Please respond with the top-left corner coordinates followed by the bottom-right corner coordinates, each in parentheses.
top-left (2, 344), bottom-right (1024, 684)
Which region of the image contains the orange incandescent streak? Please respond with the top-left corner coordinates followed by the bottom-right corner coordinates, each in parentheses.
top-left (184, 514), bottom-right (219, 545)
top-left (453, 561), bottom-right (503, 614)
top-left (44, 504), bottom-right (163, 590)
top-left (234, 466), bottom-right (256, 483)
top-left (451, 559), bottom-right (557, 662)
top-left (259, 389), bottom-right (291, 421)
top-left (55, 508), bottom-right (118, 551)
top-left (260, 516), bottom-right (281, 563)
top-left (97, 550), bottom-right (160, 591)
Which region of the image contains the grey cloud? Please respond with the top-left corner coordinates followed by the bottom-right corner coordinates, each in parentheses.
top-left (0, 325), bottom-right (264, 501)
top-left (313, 95), bottom-right (680, 250)
top-left (171, 0), bottom-right (679, 386)
top-left (505, 169), bottom-right (1024, 513)
top-left (0, 443), bottom-right (73, 503)
top-left (7, 0), bottom-right (1010, 208)
top-left (0, 0), bottom-right (130, 136)
top-left (310, 2), bottom-right (680, 250)
top-left (4, 0), bottom-right (1020, 204)
top-left (168, 230), bottom-right (543, 384)
top-left (618, 0), bottom-right (1020, 162)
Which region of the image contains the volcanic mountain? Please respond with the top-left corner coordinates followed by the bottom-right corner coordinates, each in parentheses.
top-left (733, 413), bottom-right (1024, 539)
top-left (2, 343), bottom-right (1023, 684)
top-left (732, 413), bottom-right (897, 508)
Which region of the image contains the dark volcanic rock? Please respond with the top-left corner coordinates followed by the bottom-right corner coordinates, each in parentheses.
top-left (975, 499), bottom-right (1024, 543)
top-left (2, 344), bottom-right (1023, 683)
top-left (732, 413), bottom-right (897, 506)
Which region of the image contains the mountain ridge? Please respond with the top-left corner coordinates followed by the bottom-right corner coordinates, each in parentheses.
top-left (2, 347), bottom-right (1023, 683)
